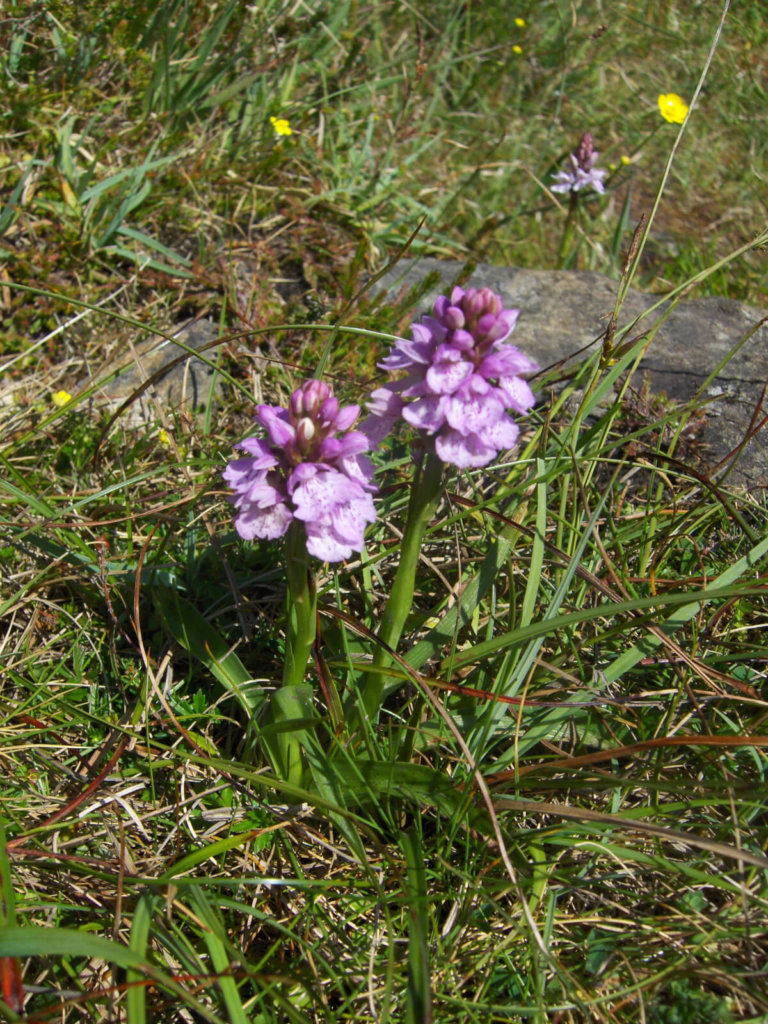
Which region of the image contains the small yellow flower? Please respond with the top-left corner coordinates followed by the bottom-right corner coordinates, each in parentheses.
top-left (513, 44), bottom-right (523, 55)
top-left (158, 428), bottom-right (171, 446)
top-left (658, 93), bottom-right (688, 124)
top-left (515, 17), bottom-right (525, 27)
top-left (51, 390), bottom-right (72, 408)
top-left (620, 154), bottom-right (632, 165)
top-left (269, 116), bottom-right (293, 137)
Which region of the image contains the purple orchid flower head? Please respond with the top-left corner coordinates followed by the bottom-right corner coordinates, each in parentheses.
top-left (223, 379), bottom-right (377, 562)
top-left (551, 132), bottom-right (607, 195)
top-left (360, 286), bottom-right (538, 469)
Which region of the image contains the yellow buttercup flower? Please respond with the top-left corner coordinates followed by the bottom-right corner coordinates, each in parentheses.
top-left (620, 154), bottom-right (632, 165)
top-left (513, 44), bottom-right (523, 55)
top-left (158, 428), bottom-right (171, 446)
top-left (270, 116), bottom-right (293, 137)
top-left (658, 93), bottom-right (688, 124)
top-left (51, 390), bottom-right (72, 408)
top-left (515, 17), bottom-right (525, 27)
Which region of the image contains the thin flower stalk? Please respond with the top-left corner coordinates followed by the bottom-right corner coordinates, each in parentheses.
top-left (359, 287), bottom-right (537, 720)
top-left (223, 379), bottom-right (378, 775)
top-left (552, 133), bottom-right (607, 268)
top-left (361, 449), bottom-right (444, 720)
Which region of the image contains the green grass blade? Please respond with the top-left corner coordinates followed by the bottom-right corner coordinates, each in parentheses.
top-left (445, 582), bottom-right (765, 673)
top-left (78, 153), bottom-right (177, 205)
top-left (0, 157), bottom-right (36, 237)
top-left (127, 892), bottom-right (158, 1024)
top-left (153, 586), bottom-right (265, 716)
top-left (0, 925), bottom-right (147, 967)
top-left (116, 224), bottom-right (192, 267)
top-left (0, 927), bottom-right (228, 1022)
top-left (401, 829), bottom-right (432, 1024)
top-left (187, 888), bottom-right (250, 1024)
top-left (0, 820), bottom-right (16, 930)
top-left (467, 482), bottom-right (611, 757)
top-left (602, 529), bottom-right (768, 683)
top-left (519, 460), bottom-right (547, 629)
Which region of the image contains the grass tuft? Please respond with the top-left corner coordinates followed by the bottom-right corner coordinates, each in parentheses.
top-left (1, 2), bottom-right (767, 1021)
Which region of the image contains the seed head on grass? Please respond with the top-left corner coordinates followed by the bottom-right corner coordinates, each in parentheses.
top-left (551, 132), bottom-right (607, 195)
top-left (363, 287), bottom-right (538, 468)
top-left (658, 92), bottom-right (689, 124)
top-left (223, 379), bottom-right (377, 561)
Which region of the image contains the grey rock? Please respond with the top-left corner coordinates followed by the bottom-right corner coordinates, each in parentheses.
top-left (371, 259), bottom-right (768, 491)
top-left (89, 319), bottom-right (225, 427)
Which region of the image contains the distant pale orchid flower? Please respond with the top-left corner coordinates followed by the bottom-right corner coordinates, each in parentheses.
top-left (551, 132), bottom-right (607, 195)
top-left (658, 93), bottom-right (688, 124)
top-left (270, 116), bottom-right (293, 136)
top-left (223, 380), bottom-right (376, 562)
top-left (362, 287), bottom-right (538, 469)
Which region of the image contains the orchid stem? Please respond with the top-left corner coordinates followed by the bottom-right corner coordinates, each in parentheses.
top-left (557, 191), bottom-right (579, 268)
top-left (283, 520), bottom-right (317, 689)
top-left (264, 521), bottom-right (317, 786)
top-left (361, 449), bottom-right (444, 722)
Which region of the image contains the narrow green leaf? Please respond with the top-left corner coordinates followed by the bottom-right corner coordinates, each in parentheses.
top-left (78, 154), bottom-right (176, 204)
top-left (403, 531), bottom-right (517, 674)
top-left (127, 893), bottom-right (158, 1024)
top-left (188, 889), bottom-right (250, 1024)
top-left (446, 582), bottom-right (766, 672)
top-left (158, 828), bottom-right (271, 883)
top-left (467, 485), bottom-right (610, 757)
top-left (106, 244), bottom-right (194, 279)
top-left (0, 927), bottom-right (227, 1023)
top-left (0, 157), bottom-right (36, 237)
top-left (117, 224), bottom-right (192, 266)
top-left (402, 830), bottom-right (432, 1024)
top-left (0, 926), bottom-right (150, 966)
top-left (520, 460), bottom-right (547, 629)
top-left (602, 530), bottom-right (768, 683)
top-left (153, 587), bottom-right (265, 715)
top-left (0, 819), bottom-right (16, 928)
top-left (262, 683), bottom-right (315, 786)
top-left (94, 179), bottom-right (152, 247)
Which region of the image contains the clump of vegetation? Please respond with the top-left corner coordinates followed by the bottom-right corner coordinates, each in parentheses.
top-left (648, 978), bottom-right (734, 1024)
top-left (1, 2), bottom-right (767, 1022)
